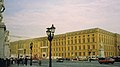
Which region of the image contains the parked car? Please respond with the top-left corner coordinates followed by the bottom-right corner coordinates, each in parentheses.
top-left (32, 60), bottom-right (39, 63)
top-left (65, 58), bottom-right (70, 61)
top-left (78, 57), bottom-right (88, 61)
top-left (98, 58), bottom-right (115, 64)
top-left (90, 56), bottom-right (98, 61)
top-left (72, 58), bottom-right (78, 61)
top-left (112, 56), bottom-right (120, 62)
top-left (56, 58), bottom-right (64, 62)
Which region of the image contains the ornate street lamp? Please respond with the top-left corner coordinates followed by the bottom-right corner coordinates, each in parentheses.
top-left (30, 42), bottom-right (33, 66)
top-left (46, 24), bottom-right (55, 67)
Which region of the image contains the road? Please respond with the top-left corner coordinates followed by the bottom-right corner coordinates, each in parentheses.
top-left (10, 60), bottom-right (120, 67)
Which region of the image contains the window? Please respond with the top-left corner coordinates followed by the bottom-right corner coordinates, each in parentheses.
top-left (83, 52), bottom-right (85, 56)
top-left (71, 40), bottom-right (73, 44)
top-left (83, 38), bottom-right (85, 43)
top-left (68, 47), bottom-right (70, 51)
top-left (78, 36), bottom-right (81, 43)
top-left (92, 45), bottom-right (95, 49)
top-left (68, 40), bottom-right (70, 45)
top-left (75, 46), bottom-right (77, 50)
top-left (75, 39), bottom-right (77, 44)
top-left (68, 53), bottom-right (70, 56)
top-left (56, 53), bottom-right (58, 56)
top-left (87, 38), bottom-right (90, 42)
top-left (79, 39), bottom-right (81, 43)
top-left (75, 52), bottom-right (77, 56)
top-left (79, 46), bottom-right (81, 50)
top-left (79, 52), bottom-right (81, 56)
top-left (83, 45), bottom-right (85, 49)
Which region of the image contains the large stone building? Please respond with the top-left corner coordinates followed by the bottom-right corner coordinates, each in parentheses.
top-left (10, 28), bottom-right (120, 59)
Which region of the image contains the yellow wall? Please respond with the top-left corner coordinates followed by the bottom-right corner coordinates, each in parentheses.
top-left (10, 28), bottom-right (120, 59)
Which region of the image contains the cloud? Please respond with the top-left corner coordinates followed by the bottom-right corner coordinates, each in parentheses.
top-left (4, 0), bottom-right (120, 41)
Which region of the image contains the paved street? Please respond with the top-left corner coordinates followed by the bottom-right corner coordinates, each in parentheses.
top-left (10, 60), bottom-right (120, 67)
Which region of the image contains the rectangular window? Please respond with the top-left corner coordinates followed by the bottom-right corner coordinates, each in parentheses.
top-left (87, 38), bottom-right (90, 42)
top-left (79, 36), bottom-right (81, 43)
top-left (71, 40), bottom-right (73, 44)
top-left (79, 39), bottom-right (81, 43)
top-left (75, 52), bottom-right (77, 56)
top-left (68, 40), bottom-right (70, 45)
top-left (62, 47), bottom-right (63, 51)
top-left (83, 45), bottom-right (85, 49)
top-left (79, 46), bottom-right (81, 50)
top-left (88, 45), bottom-right (90, 49)
top-left (92, 45), bottom-right (95, 49)
top-left (68, 53), bottom-right (70, 56)
top-left (68, 47), bottom-right (70, 51)
top-left (56, 53), bottom-right (58, 56)
top-left (83, 38), bottom-right (85, 43)
top-left (79, 52), bottom-right (81, 56)
top-left (62, 41), bottom-right (63, 45)
top-left (83, 52), bottom-right (85, 56)
top-left (75, 39), bottom-right (77, 44)
top-left (71, 37), bottom-right (73, 44)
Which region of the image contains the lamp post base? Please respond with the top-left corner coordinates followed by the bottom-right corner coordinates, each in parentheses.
top-left (30, 55), bottom-right (32, 66)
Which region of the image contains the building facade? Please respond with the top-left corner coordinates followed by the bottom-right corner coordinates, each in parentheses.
top-left (10, 28), bottom-right (120, 59)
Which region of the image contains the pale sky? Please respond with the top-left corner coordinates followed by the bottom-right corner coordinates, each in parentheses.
top-left (4, 0), bottom-right (120, 41)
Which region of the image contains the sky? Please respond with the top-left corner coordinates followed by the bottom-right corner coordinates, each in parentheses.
top-left (3, 0), bottom-right (120, 41)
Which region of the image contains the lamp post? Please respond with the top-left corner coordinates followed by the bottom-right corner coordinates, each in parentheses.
top-left (46, 24), bottom-right (55, 67)
top-left (30, 42), bottom-right (33, 66)
top-left (118, 46), bottom-right (120, 56)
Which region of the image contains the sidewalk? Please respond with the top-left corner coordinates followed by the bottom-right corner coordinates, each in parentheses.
top-left (10, 64), bottom-right (45, 67)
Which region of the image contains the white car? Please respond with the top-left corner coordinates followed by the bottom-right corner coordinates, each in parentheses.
top-left (32, 60), bottom-right (39, 63)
